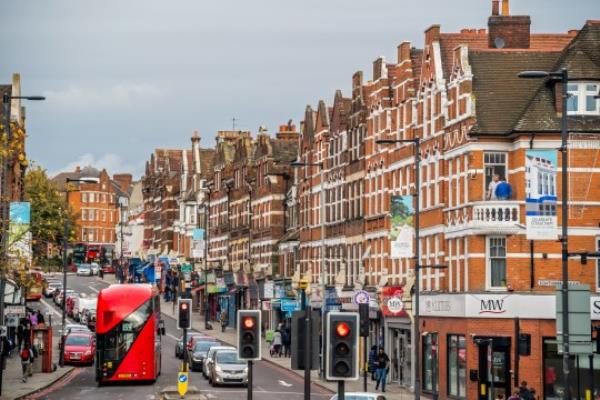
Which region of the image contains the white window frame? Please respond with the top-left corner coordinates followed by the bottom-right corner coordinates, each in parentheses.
top-left (567, 82), bottom-right (600, 116)
top-left (486, 236), bottom-right (507, 291)
top-left (483, 152), bottom-right (508, 200)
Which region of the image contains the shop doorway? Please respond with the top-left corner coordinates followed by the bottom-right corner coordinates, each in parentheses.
top-left (390, 329), bottom-right (412, 387)
top-left (477, 336), bottom-right (511, 400)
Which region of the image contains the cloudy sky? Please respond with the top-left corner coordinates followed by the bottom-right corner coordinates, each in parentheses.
top-left (1, 0), bottom-right (596, 178)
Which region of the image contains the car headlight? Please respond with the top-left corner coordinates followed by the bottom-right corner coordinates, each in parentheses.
top-left (243, 367), bottom-right (248, 374)
top-left (215, 365), bottom-right (222, 373)
top-left (84, 350), bottom-right (92, 356)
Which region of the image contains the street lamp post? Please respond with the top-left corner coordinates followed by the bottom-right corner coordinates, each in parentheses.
top-left (518, 68), bottom-right (571, 399)
top-left (59, 177), bottom-right (98, 367)
top-left (202, 183), bottom-right (213, 330)
top-left (0, 93), bottom-right (44, 395)
top-left (375, 138), bottom-right (421, 400)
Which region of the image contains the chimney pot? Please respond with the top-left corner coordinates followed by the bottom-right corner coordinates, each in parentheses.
top-left (501, 0), bottom-right (509, 15)
top-left (492, 0), bottom-right (499, 16)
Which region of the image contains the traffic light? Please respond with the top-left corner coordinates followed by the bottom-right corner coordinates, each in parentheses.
top-left (177, 299), bottom-right (192, 329)
top-left (359, 303), bottom-right (369, 337)
top-left (326, 312), bottom-right (359, 381)
top-left (237, 310), bottom-right (261, 360)
top-left (291, 310), bottom-right (320, 370)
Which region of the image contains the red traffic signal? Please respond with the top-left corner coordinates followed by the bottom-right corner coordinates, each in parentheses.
top-left (336, 322), bottom-right (350, 337)
top-left (243, 317), bottom-right (255, 329)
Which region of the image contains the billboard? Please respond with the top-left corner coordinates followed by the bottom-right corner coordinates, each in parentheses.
top-left (525, 150), bottom-right (558, 240)
top-left (389, 195), bottom-right (415, 258)
top-left (9, 202), bottom-right (32, 268)
top-left (192, 228), bottom-right (205, 259)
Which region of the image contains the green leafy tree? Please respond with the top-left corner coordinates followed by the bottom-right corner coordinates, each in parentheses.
top-left (24, 165), bottom-right (79, 266)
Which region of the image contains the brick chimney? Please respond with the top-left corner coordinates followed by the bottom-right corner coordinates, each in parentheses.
top-left (488, 0), bottom-right (531, 49)
top-left (276, 121), bottom-right (299, 141)
top-left (191, 130), bottom-right (201, 174)
top-left (113, 173), bottom-right (133, 192)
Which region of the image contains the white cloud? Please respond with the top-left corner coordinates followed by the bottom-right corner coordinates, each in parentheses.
top-left (43, 82), bottom-right (160, 109)
top-left (51, 152), bottom-right (142, 178)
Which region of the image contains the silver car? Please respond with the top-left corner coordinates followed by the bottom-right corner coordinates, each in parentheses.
top-left (90, 263), bottom-right (100, 275)
top-left (77, 264), bottom-right (92, 276)
top-left (203, 345), bottom-right (235, 379)
top-left (209, 350), bottom-right (248, 387)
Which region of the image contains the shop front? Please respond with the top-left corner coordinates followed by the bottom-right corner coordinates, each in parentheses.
top-left (419, 293), bottom-right (600, 400)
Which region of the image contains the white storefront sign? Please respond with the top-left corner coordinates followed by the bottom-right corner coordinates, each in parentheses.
top-left (420, 293), bottom-right (600, 320)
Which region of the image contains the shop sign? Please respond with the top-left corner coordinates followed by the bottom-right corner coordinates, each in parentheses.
top-left (264, 281), bottom-right (274, 299)
top-left (281, 298), bottom-right (299, 312)
top-left (216, 277), bottom-right (226, 290)
top-left (380, 286), bottom-right (407, 317)
top-left (352, 290), bottom-right (370, 305)
top-left (538, 279), bottom-right (581, 287)
top-left (5, 305), bottom-right (25, 316)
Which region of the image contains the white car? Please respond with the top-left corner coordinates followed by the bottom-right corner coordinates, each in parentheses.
top-left (329, 394), bottom-right (387, 400)
top-left (202, 345), bottom-right (235, 378)
top-left (77, 264), bottom-right (92, 276)
top-left (75, 297), bottom-right (97, 322)
top-left (90, 263), bottom-right (100, 275)
top-left (44, 281), bottom-right (62, 297)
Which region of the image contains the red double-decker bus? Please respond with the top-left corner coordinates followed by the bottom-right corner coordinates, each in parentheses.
top-left (95, 284), bottom-right (164, 384)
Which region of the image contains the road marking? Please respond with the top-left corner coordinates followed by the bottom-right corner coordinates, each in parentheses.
top-left (166, 333), bottom-right (179, 341)
top-left (278, 380), bottom-right (293, 387)
top-left (41, 299), bottom-right (61, 317)
top-left (87, 286), bottom-right (99, 293)
top-left (198, 389), bottom-right (329, 396)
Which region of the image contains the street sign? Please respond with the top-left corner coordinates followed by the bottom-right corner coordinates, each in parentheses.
top-left (352, 290), bottom-right (370, 305)
top-left (281, 298), bottom-right (299, 313)
top-left (177, 371), bottom-right (189, 396)
top-left (4, 305), bottom-right (25, 316)
top-left (556, 284), bottom-right (593, 354)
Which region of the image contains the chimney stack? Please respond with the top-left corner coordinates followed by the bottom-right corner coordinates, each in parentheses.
top-left (191, 131), bottom-right (201, 174)
top-left (488, 0), bottom-right (530, 49)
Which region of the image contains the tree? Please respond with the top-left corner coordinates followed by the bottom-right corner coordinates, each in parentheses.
top-left (24, 165), bottom-right (78, 265)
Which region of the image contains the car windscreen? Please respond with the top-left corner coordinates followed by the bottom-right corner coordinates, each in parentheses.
top-left (216, 351), bottom-right (246, 364)
top-left (66, 335), bottom-right (91, 346)
top-left (194, 341), bottom-right (219, 352)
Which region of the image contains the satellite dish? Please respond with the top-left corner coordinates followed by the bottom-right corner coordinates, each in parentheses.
top-left (494, 37), bottom-right (506, 49)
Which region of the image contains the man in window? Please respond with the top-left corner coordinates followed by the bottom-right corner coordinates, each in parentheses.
top-left (487, 174), bottom-right (500, 200)
top-left (495, 177), bottom-right (512, 200)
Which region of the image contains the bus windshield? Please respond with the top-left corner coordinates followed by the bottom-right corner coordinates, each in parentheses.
top-left (101, 298), bottom-right (152, 362)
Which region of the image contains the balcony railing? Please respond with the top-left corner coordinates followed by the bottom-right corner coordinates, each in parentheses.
top-left (446, 201), bottom-right (521, 238)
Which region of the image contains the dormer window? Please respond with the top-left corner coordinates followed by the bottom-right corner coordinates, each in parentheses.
top-left (567, 82), bottom-right (599, 115)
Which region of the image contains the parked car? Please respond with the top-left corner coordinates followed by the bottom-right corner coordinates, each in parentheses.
top-left (175, 333), bottom-right (209, 359)
top-left (81, 308), bottom-right (96, 330)
top-left (203, 345), bottom-right (235, 379)
top-left (63, 331), bottom-right (95, 365)
top-left (66, 294), bottom-right (80, 317)
top-left (44, 281), bottom-right (62, 297)
top-left (75, 297), bottom-right (97, 322)
top-left (329, 394), bottom-right (387, 400)
top-left (90, 263), bottom-right (100, 275)
top-left (188, 334), bottom-right (215, 352)
top-left (77, 264), bottom-right (92, 276)
top-left (188, 339), bottom-right (220, 371)
top-left (56, 289), bottom-right (75, 307)
top-left (101, 263), bottom-right (115, 274)
top-left (209, 350), bottom-right (248, 387)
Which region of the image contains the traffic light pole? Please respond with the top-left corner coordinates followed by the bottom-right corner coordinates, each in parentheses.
top-left (182, 327), bottom-right (188, 372)
top-left (247, 360), bottom-right (253, 400)
top-left (338, 381), bottom-right (345, 400)
top-left (301, 287), bottom-right (311, 400)
top-left (363, 336), bottom-right (367, 392)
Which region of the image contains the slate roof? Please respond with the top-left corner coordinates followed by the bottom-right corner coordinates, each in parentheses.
top-left (470, 21), bottom-right (600, 135)
top-left (272, 140), bottom-right (298, 163)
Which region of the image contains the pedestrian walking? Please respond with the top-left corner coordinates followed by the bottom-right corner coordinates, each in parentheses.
top-left (282, 324), bottom-right (291, 357)
top-left (368, 345), bottom-right (377, 380)
top-left (519, 381), bottom-right (534, 400)
top-left (220, 310), bottom-right (228, 333)
top-left (20, 344), bottom-right (32, 382)
top-left (271, 329), bottom-right (282, 357)
top-left (16, 321), bottom-right (24, 351)
top-left (36, 310), bottom-right (45, 326)
top-left (374, 347), bottom-right (390, 392)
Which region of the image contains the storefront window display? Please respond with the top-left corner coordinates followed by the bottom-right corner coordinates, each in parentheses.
top-left (423, 332), bottom-right (439, 393)
top-left (543, 338), bottom-right (600, 399)
top-left (448, 334), bottom-right (467, 399)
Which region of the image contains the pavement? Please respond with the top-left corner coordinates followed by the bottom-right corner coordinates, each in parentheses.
top-left (16, 274), bottom-right (337, 400)
top-left (0, 276), bottom-right (75, 400)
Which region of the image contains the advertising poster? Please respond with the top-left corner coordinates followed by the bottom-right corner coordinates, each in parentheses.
top-left (192, 228), bottom-right (205, 259)
top-left (8, 202), bottom-right (32, 267)
top-left (525, 150), bottom-right (558, 240)
top-left (389, 195), bottom-right (415, 258)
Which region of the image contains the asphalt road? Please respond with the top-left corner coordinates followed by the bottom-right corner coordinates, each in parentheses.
top-left (30, 274), bottom-right (333, 400)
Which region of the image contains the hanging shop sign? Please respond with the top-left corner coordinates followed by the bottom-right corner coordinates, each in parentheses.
top-left (380, 286), bottom-right (407, 317)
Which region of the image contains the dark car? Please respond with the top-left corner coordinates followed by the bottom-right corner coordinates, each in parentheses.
top-left (175, 333), bottom-right (211, 359)
top-left (188, 339), bottom-right (219, 371)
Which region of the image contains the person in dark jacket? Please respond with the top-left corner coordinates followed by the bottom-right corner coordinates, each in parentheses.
top-left (368, 345), bottom-right (378, 380)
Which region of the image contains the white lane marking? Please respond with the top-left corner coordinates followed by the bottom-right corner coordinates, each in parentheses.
top-left (88, 286), bottom-right (99, 293)
top-left (199, 389), bottom-right (328, 396)
top-left (41, 299), bottom-right (61, 317)
top-left (278, 380), bottom-right (293, 387)
top-left (166, 333), bottom-right (179, 341)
